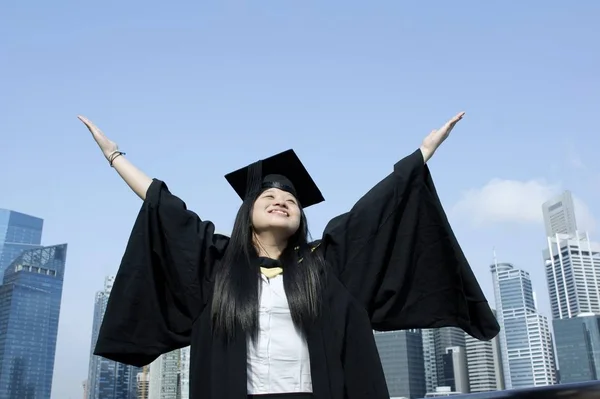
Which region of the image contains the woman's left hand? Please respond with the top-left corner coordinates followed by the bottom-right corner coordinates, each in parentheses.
top-left (420, 111), bottom-right (465, 163)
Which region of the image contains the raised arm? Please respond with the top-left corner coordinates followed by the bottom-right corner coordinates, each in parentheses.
top-left (320, 112), bottom-right (499, 341)
top-left (77, 115), bottom-right (230, 366)
top-left (78, 115), bottom-right (152, 200)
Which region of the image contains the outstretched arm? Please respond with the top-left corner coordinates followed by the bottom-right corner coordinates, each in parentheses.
top-left (78, 115), bottom-right (152, 200)
top-left (320, 111), bottom-right (499, 340)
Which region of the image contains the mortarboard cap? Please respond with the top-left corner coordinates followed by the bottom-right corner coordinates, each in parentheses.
top-left (224, 149), bottom-right (324, 208)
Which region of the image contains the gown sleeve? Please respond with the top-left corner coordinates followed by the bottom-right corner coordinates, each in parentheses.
top-left (93, 178), bottom-right (229, 367)
top-left (321, 149), bottom-right (500, 340)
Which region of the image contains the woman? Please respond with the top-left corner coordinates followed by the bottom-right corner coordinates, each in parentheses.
top-left (78, 112), bottom-right (499, 399)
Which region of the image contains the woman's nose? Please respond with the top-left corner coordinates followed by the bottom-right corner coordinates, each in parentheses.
top-left (272, 198), bottom-right (288, 208)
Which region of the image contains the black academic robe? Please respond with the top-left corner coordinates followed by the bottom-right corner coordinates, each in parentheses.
top-left (94, 149), bottom-right (500, 399)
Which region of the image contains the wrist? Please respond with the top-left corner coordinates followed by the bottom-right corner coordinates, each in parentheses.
top-left (419, 146), bottom-right (432, 163)
top-left (107, 150), bottom-right (126, 167)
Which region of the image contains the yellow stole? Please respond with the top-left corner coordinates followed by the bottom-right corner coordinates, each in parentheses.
top-left (259, 243), bottom-right (321, 278)
top-left (260, 266), bottom-right (284, 279)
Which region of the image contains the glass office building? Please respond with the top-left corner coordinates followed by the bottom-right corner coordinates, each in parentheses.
top-left (553, 314), bottom-right (600, 383)
top-left (491, 262), bottom-right (556, 389)
top-left (0, 209), bottom-right (43, 275)
top-left (374, 329), bottom-right (426, 399)
top-left (0, 244), bottom-right (67, 399)
top-left (87, 276), bottom-right (140, 399)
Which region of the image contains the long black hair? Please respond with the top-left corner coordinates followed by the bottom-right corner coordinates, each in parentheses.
top-left (211, 189), bottom-right (326, 342)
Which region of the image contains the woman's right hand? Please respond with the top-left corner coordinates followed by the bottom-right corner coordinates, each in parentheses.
top-left (77, 115), bottom-right (152, 200)
top-left (78, 115), bottom-right (120, 161)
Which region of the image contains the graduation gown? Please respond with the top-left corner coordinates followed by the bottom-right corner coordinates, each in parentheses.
top-left (94, 149), bottom-right (500, 399)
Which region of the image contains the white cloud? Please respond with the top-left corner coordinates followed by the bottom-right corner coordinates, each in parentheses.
top-left (452, 178), bottom-right (596, 233)
top-left (452, 179), bottom-right (558, 226)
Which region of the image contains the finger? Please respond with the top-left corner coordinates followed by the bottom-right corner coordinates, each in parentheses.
top-left (77, 115), bottom-right (91, 126)
top-left (441, 112), bottom-right (465, 132)
top-left (77, 115), bottom-right (94, 131)
top-left (448, 111), bottom-right (465, 125)
top-left (77, 115), bottom-right (103, 135)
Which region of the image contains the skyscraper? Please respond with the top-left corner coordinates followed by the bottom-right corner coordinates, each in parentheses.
top-left (0, 244), bottom-right (68, 399)
top-left (441, 346), bottom-right (469, 394)
top-left (540, 191), bottom-right (600, 384)
top-left (553, 314), bottom-right (600, 383)
top-left (179, 347), bottom-right (190, 399)
top-left (87, 276), bottom-right (140, 399)
top-left (0, 209), bottom-right (43, 275)
top-left (148, 349), bottom-right (182, 399)
top-left (465, 310), bottom-right (505, 393)
top-left (491, 261), bottom-right (556, 389)
top-left (421, 327), bottom-right (467, 393)
top-left (434, 327), bottom-right (466, 388)
top-left (374, 330), bottom-right (426, 399)
top-left (542, 191), bottom-right (578, 237)
top-left (137, 367), bottom-right (150, 399)
top-left (421, 329), bottom-right (438, 393)
top-left (543, 232), bottom-right (600, 319)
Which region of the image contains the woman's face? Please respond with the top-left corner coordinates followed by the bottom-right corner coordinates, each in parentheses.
top-left (251, 188), bottom-right (301, 238)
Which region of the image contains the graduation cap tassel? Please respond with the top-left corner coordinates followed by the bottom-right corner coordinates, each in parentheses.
top-left (245, 160), bottom-right (263, 200)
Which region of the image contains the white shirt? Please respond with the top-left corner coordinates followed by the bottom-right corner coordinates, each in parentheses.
top-left (246, 273), bottom-right (313, 394)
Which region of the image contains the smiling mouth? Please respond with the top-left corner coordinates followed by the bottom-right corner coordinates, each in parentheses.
top-left (269, 209), bottom-right (289, 216)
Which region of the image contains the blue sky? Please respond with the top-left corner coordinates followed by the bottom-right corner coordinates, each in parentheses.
top-left (1, 1), bottom-right (599, 398)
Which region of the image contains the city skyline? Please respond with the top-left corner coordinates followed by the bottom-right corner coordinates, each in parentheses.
top-left (1, 174), bottom-right (597, 397)
top-left (1, 185), bottom-right (598, 396)
top-left (2, 2), bottom-right (599, 397)
top-left (3, 180), bottom-right (595, 396)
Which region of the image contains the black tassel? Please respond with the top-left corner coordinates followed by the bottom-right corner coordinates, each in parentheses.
top-left (245, 161), bottom-right (263, 200)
